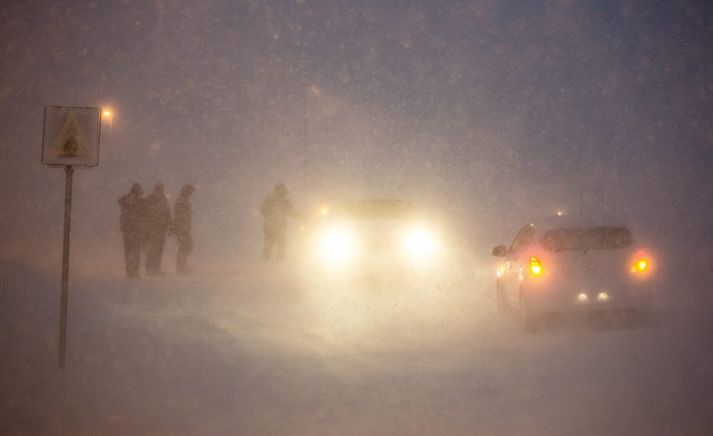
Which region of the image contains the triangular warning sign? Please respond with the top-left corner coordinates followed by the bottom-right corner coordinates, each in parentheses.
top-left (42, 106), bottom-right (100, 167)
top-left (52, 112), bottom-right (89, 159)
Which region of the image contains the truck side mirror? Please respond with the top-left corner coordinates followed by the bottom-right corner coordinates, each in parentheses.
top-left (491, 245), bottom-right (508, 257)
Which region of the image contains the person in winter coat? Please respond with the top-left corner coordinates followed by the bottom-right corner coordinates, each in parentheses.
top-left (118, 183), bottom-right (145, 277)
top-left (144, 183), bottom-right (172, 275)
top-left (261, 182), bottom-right (299, 261)
top-left (173, 184), bottom-right (195, 273)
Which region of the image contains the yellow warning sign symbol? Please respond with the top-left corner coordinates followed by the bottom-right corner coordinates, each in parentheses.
top-left (42, 106), bottom-right (100, 166)
top-left (52, 112), bottom-right (89, 159)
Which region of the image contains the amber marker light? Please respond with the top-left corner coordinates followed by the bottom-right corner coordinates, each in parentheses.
top-left (631, 258), bottom-right (649, 273)
top-left (530, 256), bottom-right (543, 276)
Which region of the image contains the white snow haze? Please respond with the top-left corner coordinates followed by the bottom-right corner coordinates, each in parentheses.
top-left (1, 1), bottom-right (712, 435)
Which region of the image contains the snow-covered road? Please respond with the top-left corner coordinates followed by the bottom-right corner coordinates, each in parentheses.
top-left (2, 261), bottom-right (712, 435)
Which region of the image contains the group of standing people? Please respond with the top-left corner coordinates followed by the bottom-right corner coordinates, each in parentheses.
top-left (118, 182), bottom-right (195, 277)
top-left (119, 180), bottom-right (300, 277)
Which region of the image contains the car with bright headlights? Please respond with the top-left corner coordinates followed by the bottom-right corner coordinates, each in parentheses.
top-left (491, 215), bottom-right (654, 329)
top-left (306, 199), bottom-right (446, 276)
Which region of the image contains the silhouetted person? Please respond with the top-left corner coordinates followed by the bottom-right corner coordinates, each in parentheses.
top-left (118, 183), bottom-right (145, 277)
top-left (144, 183), bottom-right (172, 275)
top-left (261, 182), bottom-right (298, 261)
top-left (173, 184), bottom-right (195, 273)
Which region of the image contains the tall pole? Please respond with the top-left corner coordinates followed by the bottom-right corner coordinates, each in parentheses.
top-left (303, 83), bottom-right (309, 190)
top-left (58, 165), bottom-right (73, 369)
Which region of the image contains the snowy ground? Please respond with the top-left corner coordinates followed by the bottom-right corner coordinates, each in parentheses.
top-left (1, 257), bottom-right (712, 435)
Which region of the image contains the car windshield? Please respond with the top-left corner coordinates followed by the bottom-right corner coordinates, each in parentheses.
top-left (333, 200), bottom-right (414, 219)
top-left (540, 227), bottom-right (633, 251)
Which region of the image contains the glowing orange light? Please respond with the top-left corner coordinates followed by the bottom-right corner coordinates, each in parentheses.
top-left (319, 206), bottom-right (329, 216)
top-left (530, 256), bottom-right (543, 276)
top-left (631, 259), bottom-right (649, 273)
top-left (556, 210), bottom-right (563, 217)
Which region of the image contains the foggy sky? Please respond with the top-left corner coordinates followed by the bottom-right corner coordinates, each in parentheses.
top-left (1, 0), bottom-right (711, 273)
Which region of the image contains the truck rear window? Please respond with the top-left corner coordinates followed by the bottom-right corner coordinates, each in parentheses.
top-left (541, 227), bottom-right (633, 251)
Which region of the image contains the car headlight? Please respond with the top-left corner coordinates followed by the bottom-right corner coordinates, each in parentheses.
top-left (402, 226), bottom-right (440, 261)
top-left (318, 227), bottom-right (358, 266)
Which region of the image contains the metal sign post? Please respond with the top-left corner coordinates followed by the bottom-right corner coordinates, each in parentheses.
top-left (42, 106), bottom-right (101, 369)
top-left (58, 165), bottom-right (73, 368)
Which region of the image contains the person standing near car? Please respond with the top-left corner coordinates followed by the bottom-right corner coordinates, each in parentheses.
top-left (118, 182), bottom-right (146, 278)
top-left (173, 184), bottom-right (195, 274)
top-left (260, 182), bottom-right (299, 261)
top-left (144, 183), bottom-right (172, 275)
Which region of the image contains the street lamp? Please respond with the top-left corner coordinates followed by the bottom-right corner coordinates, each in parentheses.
top-left (101, 108), bottom-right (114, 133)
